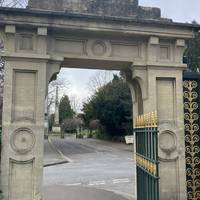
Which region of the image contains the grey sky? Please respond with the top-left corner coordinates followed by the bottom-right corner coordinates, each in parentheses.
top-left (140, 0), bottom-right (200, 23)
top-left (58, 0), bottom-right (200, 107)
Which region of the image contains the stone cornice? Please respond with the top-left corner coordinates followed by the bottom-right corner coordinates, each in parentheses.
top-left (0, 7), bottom-right (199, 34)
top-left (0, 7), bottom-right (197, 40)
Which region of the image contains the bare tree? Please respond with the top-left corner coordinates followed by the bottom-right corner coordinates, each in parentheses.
top-left (47, 76), bottom-right (70, 116)
top-left (70, 95), bottom-right (81, 116)
top-left (87, 71), bottom-right (115, 94)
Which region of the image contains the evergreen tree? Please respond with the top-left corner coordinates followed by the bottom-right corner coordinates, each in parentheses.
top-left (59, 95), bottom-right (74, 123)
top-left (82, 75), bottom-right (132, 137)
top-left (185, 29), bottom-right (200, 71)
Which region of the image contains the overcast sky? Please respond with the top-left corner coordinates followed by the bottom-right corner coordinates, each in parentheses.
top-left (58, 0), bottom-right (200, 108)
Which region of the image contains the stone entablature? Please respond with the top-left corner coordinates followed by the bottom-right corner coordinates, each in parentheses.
top-left (28, 0), bottom-right (163, 20)
top-left (0, 7), bottom-right (197, 71)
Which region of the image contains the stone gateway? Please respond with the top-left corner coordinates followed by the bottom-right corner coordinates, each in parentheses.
top-left (0, 0), bottom-right (199, 199)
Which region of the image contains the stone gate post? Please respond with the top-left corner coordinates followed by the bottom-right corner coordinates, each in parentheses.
top-left (125, 36), bottom-right (187, 200)
top-left (0, 25), bottom-right (61, 200)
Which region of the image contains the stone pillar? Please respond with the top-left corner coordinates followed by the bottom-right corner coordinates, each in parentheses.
top-left (125, 36), bottom-right (187, 200)
top-left (54, 86), bottom-right (59, 125)
top-left (52, 86), bottom-right (61, 133)
top-left (142, 67), bottom-right (186, 200)
top-left (0, 25), bottom-right (61, 200)
top-left (1, 59), bottom-right (47, 200)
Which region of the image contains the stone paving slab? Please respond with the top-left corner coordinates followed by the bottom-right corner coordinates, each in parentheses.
top-left (43, 185), bottom-right (130, 200)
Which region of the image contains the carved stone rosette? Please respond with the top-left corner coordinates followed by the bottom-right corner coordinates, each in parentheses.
top-left (10, 128), bottom-right (35, 154)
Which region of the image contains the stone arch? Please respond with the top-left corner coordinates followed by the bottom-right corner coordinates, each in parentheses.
top-left (0, 4), bottom-right (195, 200)
top-left (122, 70), bottom-right (144, 116)
top-left (126, 78), bottom-right (143, 116)
top-left (134, 76), bottom-right (147, 100)
top-left (133, 78), bottom-right (143, 115)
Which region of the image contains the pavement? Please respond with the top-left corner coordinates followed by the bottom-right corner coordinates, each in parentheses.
top-left (44, 139), bottom-right (68, 167)
top-left (43, 136), bottom-right (136, 200)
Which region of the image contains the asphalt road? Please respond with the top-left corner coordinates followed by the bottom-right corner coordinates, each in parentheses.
top-left (43, 137), bottom-right (136, 200)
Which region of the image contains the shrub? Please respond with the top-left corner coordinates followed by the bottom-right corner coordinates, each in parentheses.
top-left (0, 193), bottom-right (3, 200)
top-left (76, 133), bottom-right (84, 139)
top-left (111, 136), bottom-right (125, 143)
top-left (94, 129), bottom-right (111, 140)
top-left (87, 131), bottom-right (93, 138)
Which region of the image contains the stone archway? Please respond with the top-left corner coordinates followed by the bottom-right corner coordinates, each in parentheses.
top-left (0, 1), bottom-right (198, 200)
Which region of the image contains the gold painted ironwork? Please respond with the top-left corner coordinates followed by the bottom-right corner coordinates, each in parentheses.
top-left (134, 111), bottom-right (158, 128)
top-left (136, 154), bottom-right (157, 176)
top-left (184, 80), bottom-right (200, 200)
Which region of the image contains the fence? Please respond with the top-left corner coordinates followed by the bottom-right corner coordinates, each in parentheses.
top-left (134, 111), bottom-right (159, 200)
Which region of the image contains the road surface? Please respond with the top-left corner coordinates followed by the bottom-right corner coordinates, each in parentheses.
top-left (43, 137), bottom-right (136, 200)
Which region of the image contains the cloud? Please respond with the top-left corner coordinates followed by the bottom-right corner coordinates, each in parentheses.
top-left (140, 0), bottom-right (200, 23)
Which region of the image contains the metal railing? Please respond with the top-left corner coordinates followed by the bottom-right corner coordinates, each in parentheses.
top-left (133, 112), bottom-right (159, 200)
top-left (183, 71), bottom-right (200, 200)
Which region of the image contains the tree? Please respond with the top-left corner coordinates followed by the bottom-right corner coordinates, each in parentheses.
top-left (82, 75), bottom-right (132, 137)
top-left (87, 71), bottom-right (114, 94)
top-left (61, 118), bottom-right (83, 133)
top-left (184, 25), bottom-right (200, 71)
top-left (89, 120), bottom-right (100, 131)
top-left (59, 95), bottom-right (74, 123)
top-left (47, 76), bottom-right (70, 116)
top-left (70, 95), bottom-right (81, 116)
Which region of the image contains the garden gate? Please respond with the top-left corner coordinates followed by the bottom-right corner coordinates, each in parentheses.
top-left (134, 111), bottom-right (159, 200)
top-left (183, 71), bottom-right (200, 200)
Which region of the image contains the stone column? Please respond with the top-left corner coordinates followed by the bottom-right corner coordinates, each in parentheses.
top-left (124, 36), bottom-right (187, 200)
top-left (142, 67), bottom-right (187, 200)
top-left (54, 86), bottom-right (59, 125)
top-left (0, 25), bottom-right (61, 200)
top-left (1, 59), bottom-right (48, 200)
top-left (52, 86), bottom-right (61, 133)
top-left (146, 37), bottom-right (187, 200)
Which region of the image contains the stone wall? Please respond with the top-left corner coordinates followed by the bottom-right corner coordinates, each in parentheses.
top-left (28, 0), bottom-right (161, 19)
top-left (28, 0), bottom-right (64, 11)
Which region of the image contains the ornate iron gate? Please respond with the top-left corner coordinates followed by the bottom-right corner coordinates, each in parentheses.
top-left (134, 111), bottom-right (159, 200)
top-left (183, 71), bottom-right (200, 200)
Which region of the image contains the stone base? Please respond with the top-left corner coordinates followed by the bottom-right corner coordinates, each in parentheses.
top-left (52, 126), bottom-right (61, 133)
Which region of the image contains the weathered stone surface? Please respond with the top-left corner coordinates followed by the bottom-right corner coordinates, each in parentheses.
top-left (28, 0), bottom-right (161, 19)
top-left (28, 0), bottom-right (64, 11)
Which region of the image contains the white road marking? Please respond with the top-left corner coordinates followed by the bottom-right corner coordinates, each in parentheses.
top-left (65, 182), bottom-right (82, 186)
top-left (63, 178), bottom-right (132, 187)
top-left (113, 178), bottom-right (130, 184)
top-left (88, 181), bottom-right (106, 186)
